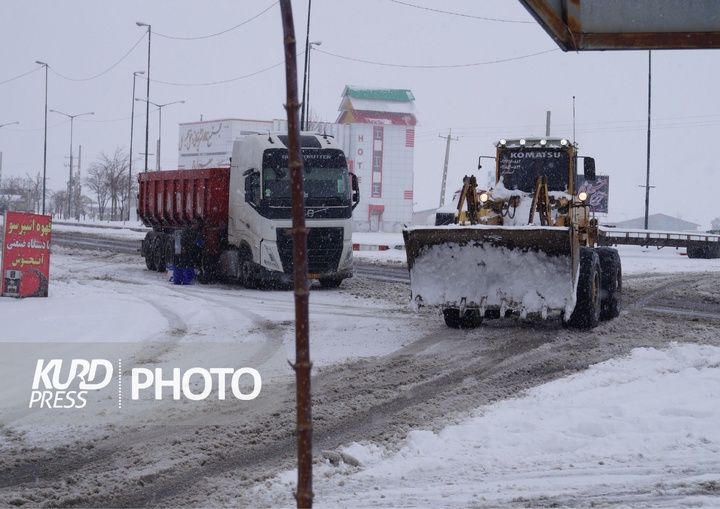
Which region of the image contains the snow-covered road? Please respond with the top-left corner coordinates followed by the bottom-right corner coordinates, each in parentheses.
top-left (1, 222), bottom-right (720, 507)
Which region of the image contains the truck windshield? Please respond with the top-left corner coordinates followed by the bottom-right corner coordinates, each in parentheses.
top-left (497, 148), bottom-right (571, 193)
top-left (262, 149), bottom-right (351, 207)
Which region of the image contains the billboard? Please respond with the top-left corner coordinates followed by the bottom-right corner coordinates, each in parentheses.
top-left (576, 175), bottom-right (610, 215)
top-left (2, 211), bottom-right (52, 297)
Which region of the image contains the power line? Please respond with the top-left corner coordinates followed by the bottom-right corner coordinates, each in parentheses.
top-left (152, 58), bottom-right (287, 87)
top-left (48, 34), bottom-right (146, 82)
top-left (388, 0), bottom-right (534, 23)
top-left (0, 66), bottom-right (42, 86)
top-left (313, 47), bottom-right (558, 69)
top-left (154, 1), bottom-right (278, 40)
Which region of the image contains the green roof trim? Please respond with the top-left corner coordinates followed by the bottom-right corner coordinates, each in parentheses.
top-left (343, 86), bottom-right (414, 102)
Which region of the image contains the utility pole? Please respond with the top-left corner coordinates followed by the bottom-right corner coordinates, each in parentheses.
top-left (438, 130), bottom-right (458, 207)
top-left (643, 50), bottom-right (652, 230)
top-left (76, 145), bottom-right (82, 219)
top-left (546, 110), bottom-right (551, 137)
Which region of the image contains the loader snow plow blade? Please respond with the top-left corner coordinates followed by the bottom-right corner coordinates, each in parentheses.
top-left (403, 225), bottom-right (579, 321)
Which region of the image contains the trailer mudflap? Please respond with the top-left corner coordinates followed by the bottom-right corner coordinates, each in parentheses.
top-left (403, 225), bottom-right (579, 320)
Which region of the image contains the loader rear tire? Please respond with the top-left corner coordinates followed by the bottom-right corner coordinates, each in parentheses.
top-left (443, 308), bottom-right (483, 329)
top-left (597, 247), bottom-right (622, 320)
top-left (567, 248), bottom-right (601, 329)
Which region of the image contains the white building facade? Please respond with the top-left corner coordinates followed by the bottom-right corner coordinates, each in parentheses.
top-left (176, 87), bottom-right (416, 232)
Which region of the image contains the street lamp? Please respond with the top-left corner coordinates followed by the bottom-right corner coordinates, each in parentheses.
top-left (137, 22), bottom-right (151, 172)
top-left (0, 121), bottom-right (20, 184)
top-left (300, 0), bottom-right (314, 131)
top-left (303, 41), bottom-right (322, 131)
top-left (135, 99), bottom-right (184, 170)
top-left (128, 70), bottom-right (145, 220)
top-left (49, 109), bottom-right (94, 219)
top-left (35, 60), bottom-right (49, 214)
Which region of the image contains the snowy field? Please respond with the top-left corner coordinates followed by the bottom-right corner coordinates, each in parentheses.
top-left (1, 219), bottom-right (720, 507)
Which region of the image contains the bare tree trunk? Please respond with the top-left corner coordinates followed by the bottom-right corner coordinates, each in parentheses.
top-left (279, 1), bottom-right (313, 507)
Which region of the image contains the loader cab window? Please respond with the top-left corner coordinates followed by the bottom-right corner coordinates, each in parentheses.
top-left (497, 149), bottom-right (571, 193)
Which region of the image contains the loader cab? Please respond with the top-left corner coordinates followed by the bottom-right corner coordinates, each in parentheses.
top-left (495, 138), bottom-right (575, 194)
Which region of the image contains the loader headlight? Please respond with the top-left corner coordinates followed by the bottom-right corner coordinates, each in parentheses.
top-left (519, 139), bottom-right (526, 145)
top-left (479, 192), bottom-right (489, 203)
top-left (578, 191), bottom-right (588, 202)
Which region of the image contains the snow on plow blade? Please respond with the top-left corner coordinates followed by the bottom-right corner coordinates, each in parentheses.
top-left (403, 225), bottom-right (579, 320)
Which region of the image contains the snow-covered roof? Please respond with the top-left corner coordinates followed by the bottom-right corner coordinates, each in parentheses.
top-left (341, 86), bottom-right (415, 102)
top-left (337, 96), bottom-right (416, 114)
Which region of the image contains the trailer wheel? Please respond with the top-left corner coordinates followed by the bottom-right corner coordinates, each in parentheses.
top-left (566, 248), bottom-right (601, 329)
top-left (152, 238), bottom-right (166, 273)
top-left (442, 308), bottom-right (483, 329)
top-left (164, 236), bottom-right (176, 269)
top-left (597, 247), bottom-right (622, 320)
top-left (144, 238), bottom-right (156, 271)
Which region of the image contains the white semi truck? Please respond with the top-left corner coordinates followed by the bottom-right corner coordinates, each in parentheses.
top-left (139, 132), bottom-right (359, 288)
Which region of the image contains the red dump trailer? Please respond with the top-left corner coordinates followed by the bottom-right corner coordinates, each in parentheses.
top-left (138, 168), bottom-right (230, 273)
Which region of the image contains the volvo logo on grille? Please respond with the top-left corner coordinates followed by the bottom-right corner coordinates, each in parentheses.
top-left (306, 208), bottom-right (328, 218)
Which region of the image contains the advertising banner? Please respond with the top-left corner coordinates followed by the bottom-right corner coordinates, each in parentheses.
top-left (576, 174), bottom-right (610, 214)
top-left (1, 211), bottom-right (52, 297)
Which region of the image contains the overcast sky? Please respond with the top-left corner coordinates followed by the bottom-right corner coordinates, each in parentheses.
top-left (1, 1), bottom-right (719, 227)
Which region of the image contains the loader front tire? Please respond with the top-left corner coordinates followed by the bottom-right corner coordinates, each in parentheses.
top-left (567, 248), bottom-right (601, 329)
top-left (443, 308), bottom-right (483, 329)
top-left (597, 247), bottom-right (622, 320)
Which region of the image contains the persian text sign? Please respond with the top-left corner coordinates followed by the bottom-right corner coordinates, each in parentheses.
top-left (2, 211), bottom-right (52, 297)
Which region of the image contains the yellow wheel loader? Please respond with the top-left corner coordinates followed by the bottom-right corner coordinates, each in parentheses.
top-left (403, 138), bottom-right (621, 329)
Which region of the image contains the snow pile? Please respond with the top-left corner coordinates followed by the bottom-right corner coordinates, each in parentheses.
top-left (266, 342), bottom-right (720, 507)
top-left (409, 239), bottom-right (575, 317)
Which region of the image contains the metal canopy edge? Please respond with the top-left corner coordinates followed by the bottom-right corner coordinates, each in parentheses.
top-left (519, 0), bottom-right (720, 51)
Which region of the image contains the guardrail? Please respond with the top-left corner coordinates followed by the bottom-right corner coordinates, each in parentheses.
top-left (597, 227), bottom-right (720, 258)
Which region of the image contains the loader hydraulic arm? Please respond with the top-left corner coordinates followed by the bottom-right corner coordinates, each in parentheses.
top-left (456, 175), bottom-right (480, 225)
top-left (528, 176), bottom-right (552, 226)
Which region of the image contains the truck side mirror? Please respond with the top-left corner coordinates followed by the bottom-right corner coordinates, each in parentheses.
top-left (350, 173), bottom-right (360, 210)
top-left (584, 157), bottom-right (596, 181)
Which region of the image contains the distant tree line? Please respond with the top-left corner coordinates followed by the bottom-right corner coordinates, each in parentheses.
top-left (0, 146), bottom-right (138, 221)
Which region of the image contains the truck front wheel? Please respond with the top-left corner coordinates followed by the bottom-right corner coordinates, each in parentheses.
top-left (319, 277), bottom-right (343, 289)
top-left (442, 308), bottom-right (483, 329)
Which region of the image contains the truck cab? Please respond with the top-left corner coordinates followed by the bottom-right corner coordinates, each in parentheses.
top-left (225, 133), bottom-right (359, 288)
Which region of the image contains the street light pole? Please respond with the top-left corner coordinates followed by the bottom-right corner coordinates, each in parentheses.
top-left (50, 109), bottom-right (94, 219)
top-left (128, 70), bottom-right (145, 220)
top-left (35, 61), bottom-right (49, 214)
top-left (0, 121), bottom-right (20, 185)
top-left (135, 99), bottom-right (184, 171)
top-left (300, 0), bottom-right (313, 131)
top-left (137, 22), bottom-right (151, 173)
top-left (305, 41), bottom-right (321, 131)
